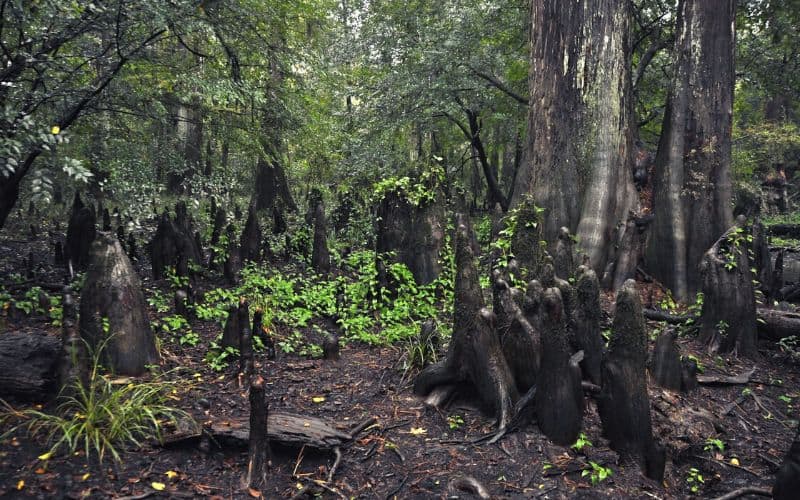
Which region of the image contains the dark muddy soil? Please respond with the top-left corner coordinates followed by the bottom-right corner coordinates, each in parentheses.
top-left (0, 213), bottom-right (797, 499)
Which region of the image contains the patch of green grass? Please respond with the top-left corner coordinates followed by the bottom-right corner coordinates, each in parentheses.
top-left (1, 342), bottom-right (192, 463)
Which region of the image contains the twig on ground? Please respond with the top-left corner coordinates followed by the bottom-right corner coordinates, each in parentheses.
top-left (710, 486), bottom-right (772, 500)
top-left (385, 475), bottom-right (408, 499)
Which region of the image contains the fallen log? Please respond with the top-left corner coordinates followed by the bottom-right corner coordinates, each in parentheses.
top-left (697, 367), bottom-right (756, 386)
top-left (768, 223), bottom-right (800, 239)
top-left (0, 330), bottom-right (61, 399)
top-left (643, 307), bottom-right (800, 341)
top-left (164, 412), bottom-right (375, 450)
top-left (757, 308), bottom-right (800, 341)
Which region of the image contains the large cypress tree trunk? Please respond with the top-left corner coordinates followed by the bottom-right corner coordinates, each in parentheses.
top-left (516, 0), bottom-right (638, 273)
top-left (646, 0), bottom-right (735, 301)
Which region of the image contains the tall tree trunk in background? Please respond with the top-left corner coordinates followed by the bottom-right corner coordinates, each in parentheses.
top-left (645, 0), bottom-right (735, 301)
top-left (167, 99), bottom-right (203, 194)
top-left (516, 0), bottom-right (638, 274)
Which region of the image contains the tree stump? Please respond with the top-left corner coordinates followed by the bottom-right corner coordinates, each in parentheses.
top-left (311, 200), bottom-right (331, 274)
top-left (414, 214), bottom-right (516, 430)
top-left (65, 193), bottom-right (96, 270)
top-left (57, 287), bottom-right (87, 398)
top-left (494, 278), bottom-right (539, 392)
top-left (773, 423), bottom-right (800, 500)
top-left (698, 223), bottom-right (758, 357)
top-left (597, 280), bottom-right (663, 480)
top-left (222, 303), bottom-right (240, 350)
top-left (79, 232), bottom-right (159, 376)
top-left (553, 226), bottom-right (575, 279)
top-left (209, 206), bottom-right (226, 269)
top-left (253, 308), bottom-right (276, 360)
top-left (535, 288), bottom-right (583, 445)
top-left (242, 375), bottom-right (270, 491)
top-left (0, 330), bottom-right (60, 399)
top-left (323, 332), bottom-right (340, 361)
top-left (240, 203), bottom-right (262, 263)
top-left (224, 223), bottom-right (241, 285)
top-left (648, 328), bottom-right (682, 391)
top-left (239, 299), bottom-right (253, 381)
top-left (509, 196), bottom-right (545, 282)
top-left (572, 266), bottom-right (604, 385)
top-left (752, 220), bottom-right (773, 298)
top-left (375, 189), bottom-right (444, 286)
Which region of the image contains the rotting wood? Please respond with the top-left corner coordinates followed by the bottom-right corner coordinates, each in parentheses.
top-left (697, 367), bottom-right (755, 386)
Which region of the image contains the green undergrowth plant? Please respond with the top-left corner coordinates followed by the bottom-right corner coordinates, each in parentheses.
top-left (195, 247), bottom-right (454, 354)
top-left (582, 461), bottom-right (612, 485)
top-left (0, 340), bottom-right (192, 463)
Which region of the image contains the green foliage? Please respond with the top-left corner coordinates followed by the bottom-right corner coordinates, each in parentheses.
top-left (205, 344), bottom-right (240, 372)
top-left (1, 341), bottom-right (191, 463)
top-left (686, 467), bottom-right (704, 493)
top-left (704, 437), bottom-right (725, 454)
top-left (581, 461), bottom-right (612, 485)
top-left (721, 226), bottom-right (753, 271)
top-left (446, 415), bottom-right (464, 430)
top-left (571, 432), bottom-right (592, 452)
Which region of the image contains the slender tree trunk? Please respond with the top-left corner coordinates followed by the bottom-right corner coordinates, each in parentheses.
top-left (516, 0), bottom-right (638, 274)
top-left (646, 0), bottom-right (735, 301)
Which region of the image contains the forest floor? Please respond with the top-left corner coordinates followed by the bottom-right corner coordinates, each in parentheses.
top-left (0, 215), bottom-right (797, 499)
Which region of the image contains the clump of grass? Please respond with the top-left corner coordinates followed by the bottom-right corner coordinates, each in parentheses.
top-left (1, 341), bottom-right (192, 463)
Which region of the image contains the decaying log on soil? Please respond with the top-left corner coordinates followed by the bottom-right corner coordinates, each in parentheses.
top-left (597, 280), bottom-right (664, 481)
top-left (756, 308), bottom-right (800, 340)
top-left (534, 287), bottom-right (583, 446)
top-left (242, 375), bottom-right (270, 491)
top-left (311, 200), bottom-right (331, 274)
top-left (768, 223), bottom-right (800, 239)
top-left (375, 189), bottom-right (444, 285)
top-left (79, 232), bottom-right (159, 376)
top-left (572, 267), bottom-right (604, 385)
top-left (240, 203), bottom-right (262, 264)
top-left (0, 330), bottom-right (60, 399)
top-left (414, 214), bottom-right (517, 430)
top-left (168, 412), bottom-right (358, 450)
top-left (699, 223), bottom-right (758, 357)
top-left (773, 423), bottom-right (800, 500)
top-left (65, 193), bottom-right (96, 270)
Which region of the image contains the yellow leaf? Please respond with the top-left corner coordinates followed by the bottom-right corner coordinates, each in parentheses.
top-left (730, 458), bottom-right (740, 466)
top-left (409, 427), bottom-right (427, 435)
top-left (151, 482), bottom-right (166, 491)
top-left (38, 451), bottom-right (53, 460)
top-left (165, 470), bottom-right (178, 479)
top-left (51, 125), bottom-right (60, 135)
top-left (81, 473), bottom-right (90, 481)
top-left (16, 480), bottom-right (24, 490)
top-left (312, 396), bottom-right (325, 403)
top-left (296, 482), bottom-right (303, 489)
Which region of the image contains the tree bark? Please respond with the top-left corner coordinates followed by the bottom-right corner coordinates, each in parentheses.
top-left (646, 0), bottom-right (736, 301)
top-left (597, 280), bottom-right (664, 480)
top-left (414, 215), bottom-right (517, 430)
top-left (0, 330), bottom-right (60, 399)
top-left (242, 375), bottom-right (270, 491)
top-left (774, 423), bottom-right (800, 500)
top-left (79, 232), bottom-right (159, 376)
top-left (517, 0), bottom-right (638, 274)
top-left (698, 223), bottom-right (758, 357)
